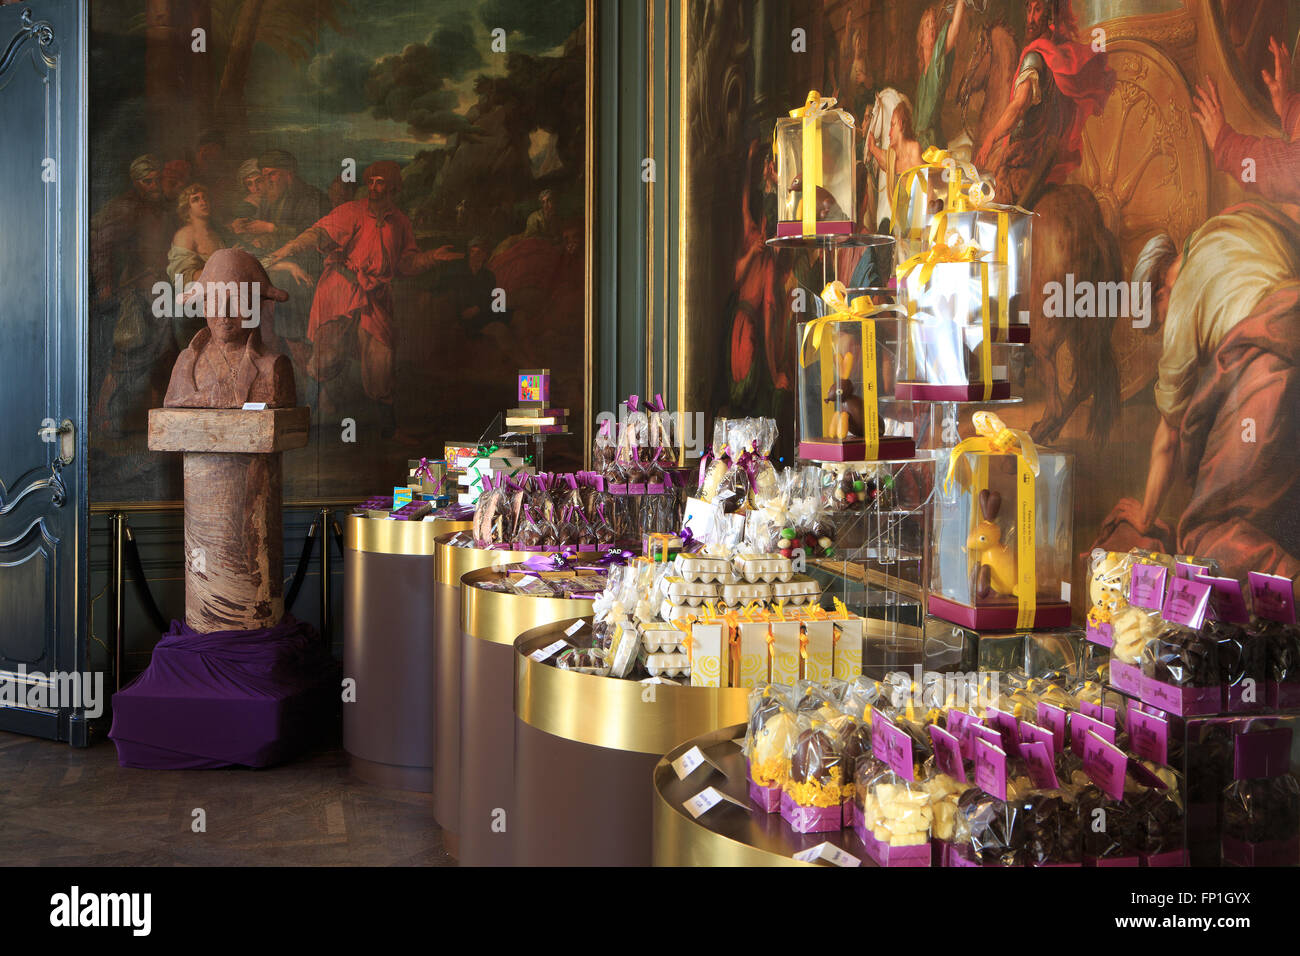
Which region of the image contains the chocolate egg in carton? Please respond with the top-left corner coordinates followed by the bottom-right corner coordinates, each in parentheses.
top-left (673, 553), bottom-right (738, 584)
top-left (639, 622), bottom-right (687, 654)
top-left (645, 652), bottom-right (691, 678)
top-left (663, 576), bottom-right (720, 607)
top-left (733, 552), bottom-right (795, 583)
top-left (721, 581), bottom-right (775, 605)
top-left (771, 575), bottom-right (821, 605)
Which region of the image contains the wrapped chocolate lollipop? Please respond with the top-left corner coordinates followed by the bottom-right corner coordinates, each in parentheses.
top-left (645, 394), bottom-right (673, 487)
top-left (593, 418), bottom-right (619, 481)
top-left (746, 418), bottom-right (781, 509)
top-left (472, 472), bottom-right (503, 546)
top-left (513, 504), bottom-right (551, 551)
top-left (572, 504), bottom-right (598, 552)
top-left (591, 501), bottom-right (617, 548)
top-left (713, 419), bottom-right (753, 515)
top-left (554, 505), bottom-right (580, 550)
top-left (616, 397), bottom-right (651, 488)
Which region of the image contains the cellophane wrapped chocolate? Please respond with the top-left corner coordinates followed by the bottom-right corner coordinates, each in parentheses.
top-left (781, 718), bottom-right (846, 833)
top-left (556, 647), bottom-right (611, 677)
top-left (1077, 784), bottom-right (1145, 865)
top-left (645, 394), bottom-right (673, 487)
top-left (593, 418), bottom-right (618, 481)
top-left (1207, 620), bottom-right (1266, 712)
top-left (712, 419), bottom-right (752, 515)
top-left (860, 770), bottom-right (933, 864)
top-left (744, 686), bottom-right (797, 811)
top-left (696, 418), bottom-right (732, 503)
top-left (1222, 727), bottom-right (1300, 866)
top-left (953, 787), bottom-right (1026, 866)
top-left (744, 466), bottom-right (792, 554)
top-left (746, 418), bottom-right (780, 509)
top-left (1260, 620), bottom-right (1300, 707)
top-left (591, 501), bottom-right (617, 548)
top-left (1133, 765), bottom-right (1186, 866)
top-left (615, 399), bottom-right (650, 490)
top-left (513, 503), bottom-right (552, 551)
top-left (640, 473), bottom-right (679, 537)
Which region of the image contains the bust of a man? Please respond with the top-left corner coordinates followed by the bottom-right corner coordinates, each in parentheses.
top-left (164, 248), bottom-right (295, 408)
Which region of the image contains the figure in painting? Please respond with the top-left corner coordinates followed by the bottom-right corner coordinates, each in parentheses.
top-left (975, 0), bottom-right (1113, 208)
top-left (92, 154), bottom-right (175, 437)
top-left (525, 188), bottom-right (559, 240)
top-left (1194, 38), bottom-right (1300, 209)
top-left (1098, 203), bottom-right (1300, 578)
top-left (914, 0), bottom-right (968, 151)
top-left (266, 161), bottom-right (460, 437)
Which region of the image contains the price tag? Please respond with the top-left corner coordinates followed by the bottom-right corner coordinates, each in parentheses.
top-left (1130, 564), bottom-right (1167, 611)
top-left (529, 640), bottom-right (568, 663)
top-left (683, 786), bottom-right (747, 819)
top-left (1249, 572), bottom-right (1297, 625)
top-left (564, 620), bottom-right (586, 637)
top-left (671, 745), bottom-right (722, 781)
top-left (793, 842), bottom-right (861, 867)
top-left (241, 401), bottom-right (267, 410)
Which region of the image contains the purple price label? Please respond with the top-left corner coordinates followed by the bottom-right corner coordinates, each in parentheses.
top-left (1037, 703), bottom-right (1067, 754)
top-left (1163, 576), bottom-right (1211, 629)
top-left (1070, 713), bottom-right (1116, 755)
top-left (1130, 564), bottom-right (1168, 611)
top-left (929, 726), bottom-right (966, 783)
top-left (871, 714), bottom-right (891, 759)
top-left (1082, 731), bottom-right (1128, 801)
top-left (973, 737), bottom-right (1008, 801)
top-left (1020, 739), bottom-right (1059, 790)
top-left (1019, 720), bottom-right (1054, 751)
top-left (946, 709), bottom-right (973, 759)
top-left (880, 719), bottom-right (915, 781)
top-left (1249, 572), bottom-right (1297, 625)
top-left (1128, 708), bottom-right (1169, 765)
top-left (1195, 574), bottom-right (1250, 624)
top-left (986, 708), bottom-right (1021, 757)
top-left (1079, 700), bottom-right (1101, 720)
top-left (1086, 619), bottom-right (1114, 647)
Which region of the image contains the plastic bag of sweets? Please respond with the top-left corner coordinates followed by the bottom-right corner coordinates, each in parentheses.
top-left (1205, 619), bottom-right (1268, 713)
top-left (744, 686), bottom-right (798, 811)
top-left (1139, 622), bottom-right (1223, 716)
top-left (640, 473), bottom-right (678, 537)
top-left (590, 501), bottom-right (617, 549)
top-left (951, 763), bottom-right (1027, 865)
top-left (1259, 619), bottom-right (1300, 709)
top-left (593, 418), bottom-right (619, 481)
top-left (857, 718), bottom-right (934, 865)
top-left (781, 718), bottom-right (847, 833)
top-left (472, 473), bottom-right (503, 545)
top-left (1132, 765), bottom-right (1187, 867)
top-left (552, 505), bottom-right (579, 550)
top-left (746, 418), bottom-right (781, 509)
top-left (616, 397), bottom-right (651, 491)
top-left (644, 394), bottom-right (674, 487)
top-left (923, 725), bottom-right (973, 864)
top-left (570, 505), bottom-right (598, 552)
top-left (711, 419), bottom-right (753, 515)
top-left (1222, 726), bottom-right (1300, 866)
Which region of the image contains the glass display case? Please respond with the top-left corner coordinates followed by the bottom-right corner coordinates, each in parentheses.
top-left (773, 91), bottom-right (855, 239)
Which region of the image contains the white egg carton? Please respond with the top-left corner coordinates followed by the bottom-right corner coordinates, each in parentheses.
top-left (659, 599), bottom-right (697, 624)
top-left (673, 554), bottom-right (738, 584)
top-left (721, 581), bottom-right (774, 605)
top-left (645, 652), bottom-right (690, 678)
top-left (664, 577), bottom-right (720, 607)
top-left (771, 575), bottom-right (820, 604)
top-left (640, 624), bottom-right (687, 654)
top-left (733, 552), bottom-right (794, 583)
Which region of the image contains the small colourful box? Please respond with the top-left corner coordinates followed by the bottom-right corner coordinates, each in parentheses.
top-left (517, 368), bottom-right (551, 405)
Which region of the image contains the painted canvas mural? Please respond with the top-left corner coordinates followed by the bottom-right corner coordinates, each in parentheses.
top-left (89, 0), bottom-right (590, 501)
top-left (682, 0), bottom-right (1300, 597)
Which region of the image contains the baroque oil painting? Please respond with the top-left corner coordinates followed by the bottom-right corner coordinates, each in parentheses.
top-left (683, 0), bottom-right (1300, 594)
top-left (90, 0), bottom-right (591, 501)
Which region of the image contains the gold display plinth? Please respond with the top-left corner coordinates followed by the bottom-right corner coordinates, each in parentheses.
top-left (341, 514), bottom-right (470, 793)
top-left (458, 568), bottom-right (593, 867)
top-left (652, 724), bottom-right (865, 867)
top-left (513, 622), bottom-right (748, 867)
top-left (431, 538), bottom-right (542, 847)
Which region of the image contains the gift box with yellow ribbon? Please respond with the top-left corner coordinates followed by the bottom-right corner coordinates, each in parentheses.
top-left (894, 225), bottom-right (1023, 402)
top-left (929, 412), bottom-right (1074, 630)
top-left (797, 281), bottom-right (916, 462)
top-left (773, 90), bottom-right (855, 239)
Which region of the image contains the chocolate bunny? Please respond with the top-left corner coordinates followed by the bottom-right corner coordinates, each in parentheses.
top-left (967, 488), bottom-right (1018, 599)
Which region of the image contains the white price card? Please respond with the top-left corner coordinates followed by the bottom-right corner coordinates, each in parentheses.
top-left (683, 787), bottom-right (747, 819)
top-left (671, 745), bottom-right (723, 781)
top-left (793, 842), bottom-right (861, 867)
top-left (564, 620), bottom-right (586, 637)
top-left (529, 640), bottom-right (568, 663)
top-left (241, 402), bottom-right (267, 410)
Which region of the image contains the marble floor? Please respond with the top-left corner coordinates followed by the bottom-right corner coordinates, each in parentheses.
top-left (0, 732), bottom-right (455, 866)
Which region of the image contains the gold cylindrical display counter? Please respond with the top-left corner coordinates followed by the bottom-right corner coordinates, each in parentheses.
top-left (341, 514), bottom-right (470, 792)
top-left (513, 623), bottom-right (748, 866)
top-left (653, 724), bottom-right (863, 867)
top-left (432, 537), bottom-right (535, 846)
top-left (459, 568), bottom-right (593, 867)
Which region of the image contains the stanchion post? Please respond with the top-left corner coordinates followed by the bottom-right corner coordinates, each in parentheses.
top-left (109, 512), bottom-right (126, 693)
top-left (319, 507), bottom-right (333, 644)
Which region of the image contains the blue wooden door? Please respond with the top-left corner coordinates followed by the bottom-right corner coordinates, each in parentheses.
top-left (0, 1), bottom-right (89, 743)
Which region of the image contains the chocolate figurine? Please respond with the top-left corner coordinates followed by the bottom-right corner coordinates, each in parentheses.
top-left (163, 249), bottom-right (295, 409)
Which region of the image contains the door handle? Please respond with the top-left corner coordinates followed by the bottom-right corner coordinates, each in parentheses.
top-left (37, 417), bottom-right (75, 467)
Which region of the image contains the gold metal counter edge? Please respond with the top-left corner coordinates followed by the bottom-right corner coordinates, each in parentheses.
top-left (514, 624), bottom-right (749, 755)
top-left (461, 569), bottom-right (595, 646)
top-left (651, 723), bottom-right (809, 867)
top-left (434, 535), bottom-right (541, 585)
top-left (345, 513), bottom-right (472, 556)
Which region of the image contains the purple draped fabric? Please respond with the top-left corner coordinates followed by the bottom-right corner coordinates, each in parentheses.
top-left (109, 616), bottom-right (338, 770)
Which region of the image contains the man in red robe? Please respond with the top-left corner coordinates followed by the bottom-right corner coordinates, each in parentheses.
top-left (266, 161), bottom-right (458, 436)
top-left (1194, 37), bottom-right (1300, 212)
top-left (975, 0), bottom-right (1114, 208)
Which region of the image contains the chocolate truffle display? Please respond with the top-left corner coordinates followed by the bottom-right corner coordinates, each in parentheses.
top-left (1222, 727), bottom-right (1300, 866)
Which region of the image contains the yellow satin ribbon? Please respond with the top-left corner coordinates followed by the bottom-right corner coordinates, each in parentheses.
top-left (832, 597), bottom-right (850, 619)
top-left (780, 90), bottom-right (837, 237)
top-left (765, 629), bottom-right (776, 683)
top-left (801, 281), bottom-right (902, 459)
top-left (894, 147), bottom-right (996, 242)
top-left (943, 412), bottom-right (1040, 628)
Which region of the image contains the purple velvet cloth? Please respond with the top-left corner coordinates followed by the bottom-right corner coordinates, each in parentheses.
top-left (109, 616), bottom-right (338, 770)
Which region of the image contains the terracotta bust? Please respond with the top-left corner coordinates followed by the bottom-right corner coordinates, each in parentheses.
top-left (164, 248), bottom-right (295, 408)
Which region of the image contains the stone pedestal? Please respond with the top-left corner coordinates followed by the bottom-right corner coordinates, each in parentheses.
top-left (148, 407), bottom-right (310, 633)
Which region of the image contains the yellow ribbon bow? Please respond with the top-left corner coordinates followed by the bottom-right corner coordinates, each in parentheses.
top-left (893, 147), bottom-right (996, 238)
top-left (781, 90), bottom-right (840, 236)
top-left (944, 411), bottom-right (1041, 628)
top-left (896, 232), bottom-right (986, 287)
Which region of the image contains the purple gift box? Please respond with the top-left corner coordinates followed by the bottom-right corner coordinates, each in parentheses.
top-left (1088, 855), bottom-right (1141, 867)
top-left (779, 791), bottom-right (843, 833)
top-left (1109, 659), bottom-right (1143, 696)
top-left (1221, 835), bottom-right (1300, 867)
top-left (1141, 849), bottom-right (1187, 867)
top-left (1267, 681), bottom-right (1300, 710)
top-left (1138, 675), bottom-right (1223, 717)
top-left (852, 807), bottom-right (930, 867)
top-left (747, 774), bottom-right (782, 814)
